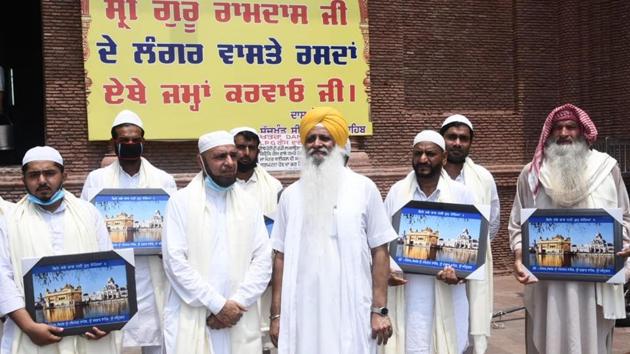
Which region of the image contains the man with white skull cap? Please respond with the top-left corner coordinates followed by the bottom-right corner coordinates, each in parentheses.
top-left (0, 146), bottom-right (117, 353)
top-left (229, 126), bottom-right (282, 351)
top-left (383, 131), bottom-right (476, 354)
top-left (161, 131), bottom-right (271, 354)
top-left (440, 114), bottom-right (498, 354)
top-left (80, 109), bottom-right (176, 354)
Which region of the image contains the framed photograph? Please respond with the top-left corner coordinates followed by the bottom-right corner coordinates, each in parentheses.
top-left (91, 188), bottom-right (170, 255)
top-left (22, 249), bottom-right (137, 336)
top-left (389, 200), bottom-right (489, 278)
top-left (521, 208), bottom-right (625, 282)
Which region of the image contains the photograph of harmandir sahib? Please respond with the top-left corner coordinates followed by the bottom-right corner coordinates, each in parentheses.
top-left (23, 250), bottom-right (137, 336)
top-left (91, 188), bottom-right (170, 254)
top-left (521, 208), bottom-right (624, 281)
top-left (389, 201), bottom-right (488, 277)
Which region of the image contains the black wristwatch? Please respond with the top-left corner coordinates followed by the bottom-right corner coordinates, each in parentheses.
top-left (371, 306), bottom-right (389, 316)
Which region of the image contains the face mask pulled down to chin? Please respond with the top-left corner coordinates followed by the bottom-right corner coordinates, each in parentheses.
top-left (116, 142), bottom-right (143, 160)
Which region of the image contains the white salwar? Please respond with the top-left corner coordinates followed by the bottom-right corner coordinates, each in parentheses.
top-left (0, 193), bottom-right (115, 354)
top-left (80, 158), bottom-right (176, 352)
top-left (271, 168), bottom-right (397, 354)
top-left (162, 173), bottom-right (271, 354)
top-left (508, 150), bottom-right (630, 354)
top-left (446, 157), bottom-right (498, 354)
top-left (383, 172), bottom-right (475, 354)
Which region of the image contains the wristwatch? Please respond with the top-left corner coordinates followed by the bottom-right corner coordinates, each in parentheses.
top-left (371, 306), bottom-right (389, 316)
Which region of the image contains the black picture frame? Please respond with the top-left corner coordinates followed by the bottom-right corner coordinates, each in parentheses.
top-left (521, 208), bottom-right (624, 282)
top-left (389, 200), bottom-right (489, 278)
top-left (90, 188), bottom-right (170, 255)
top-left (22, 249), bottom-right (137, 336)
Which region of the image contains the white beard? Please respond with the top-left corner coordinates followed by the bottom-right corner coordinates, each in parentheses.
top-left (542, 137), bottom-right (590, 207)
top-left (300, 146), bottom-right (345, 244)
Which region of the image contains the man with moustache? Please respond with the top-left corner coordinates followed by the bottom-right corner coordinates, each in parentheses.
top-left (230, 127), bottom-right (282, 351)
top-left (81, 109), bottom-right (176, 354)
top-left (0, 146), bottom-right (116, 353)
top-left (269, 107), bottom-right (396, 354)
top-left (230, 127), bottom-right (282, 215)
top-left (440, 115), bottom-right (498, 353)
top-left (161, 131), bottom-right (271, 354)
top-left (509, 103), bottom-right (630, 354)
top-left (384, 130), bottom-right (476, 354)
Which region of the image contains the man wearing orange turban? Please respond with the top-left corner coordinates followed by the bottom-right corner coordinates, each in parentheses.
top-left (298, 106), bottom-right (350, 147)
top-left (270, 106), bottom-right (396, 354)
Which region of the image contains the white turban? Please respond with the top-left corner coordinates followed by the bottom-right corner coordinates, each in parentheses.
top-left (441, 114), bottom-right (473, 131)
top-left (22, 146), bottom-right (64, 166)
top-left (230, 126), bottom-right (258, 137)
top-left (112, 109), bottom-right (144, 129)
top-left (198, 131), bottom-right (234, 153)
top-left (413, 130), bottom-right (445, 151)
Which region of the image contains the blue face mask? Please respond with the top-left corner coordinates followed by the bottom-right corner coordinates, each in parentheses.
top-left (204, 175), bottom-right (234, 193)
top-left (199, 156), bottom-right (234, 193)
top-left (27, 188), bottom-right (65, 206)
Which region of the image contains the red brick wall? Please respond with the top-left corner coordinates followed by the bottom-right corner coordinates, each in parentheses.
top-left (2, 0), bottom-right (625, 272)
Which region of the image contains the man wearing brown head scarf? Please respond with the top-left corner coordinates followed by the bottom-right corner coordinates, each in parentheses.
top-left (269, 106), bottom-right (396, 354)
top-left (509, 104), bottom-right (630, 353)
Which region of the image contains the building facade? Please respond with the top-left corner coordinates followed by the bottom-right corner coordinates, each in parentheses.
top-left (44, 284), bottom-right (83, 308)
top-left (2, 1), bottom-right (630, 271)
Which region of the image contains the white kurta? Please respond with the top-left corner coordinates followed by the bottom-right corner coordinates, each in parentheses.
top-left (449, 162), bottom-right (500, 239)
top-left (271, 168), bottom-right (397, 354)
top-left (80, 162), bottom-right (176, 349)
top-left (80, 161), bottom-right (177, 201)
top-left (162, 186), bottom-right (271, 354)
top-left (0, 201), bottom-right (112, 354)
top-left (508, 153), bottom-right (630, 354)
top-left (235, 166), bottom-right (282, 216)
top-left (384, 175), bottom-right (474, 354)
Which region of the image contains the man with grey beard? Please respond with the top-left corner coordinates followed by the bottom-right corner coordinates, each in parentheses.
top-left (269, 106), bottom-right (396, 354)
top-left (508, 103), bottom-right (630, 354)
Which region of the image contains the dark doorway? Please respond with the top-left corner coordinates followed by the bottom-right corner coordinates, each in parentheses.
top-left (0, 1), bottom-right (45, 165)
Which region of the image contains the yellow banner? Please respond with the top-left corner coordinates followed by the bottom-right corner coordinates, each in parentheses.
top-left (81, 0), bottom-right (371, 141)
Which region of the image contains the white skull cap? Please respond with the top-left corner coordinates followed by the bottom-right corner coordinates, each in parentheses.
top-left (413, 130), bottom-right (445, 150)
top-left (230, 126), bottom-right (258, 138)
top-left (198, 131), bottom-right (234, 153)
top-left (112, 110), bottom-right (144, 129)
top-left (441, 114), bottom-right (473, 131)
top-left (22, 146), bottom-right (64, 166)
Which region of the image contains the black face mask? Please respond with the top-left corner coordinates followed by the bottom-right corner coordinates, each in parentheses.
top-left (116, 142), bottom-right (143, 160)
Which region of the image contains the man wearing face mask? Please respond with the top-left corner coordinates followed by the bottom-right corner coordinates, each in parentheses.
top-left (80, 109), bottom-right (176, 354)
top-left (161, 131), bottom-right (271, 354)
top-left (0, 146), bottom-right (117, 353)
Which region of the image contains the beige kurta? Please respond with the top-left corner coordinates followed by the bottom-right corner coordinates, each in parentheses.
top-left (508, 150), bottom-right (630, 354)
